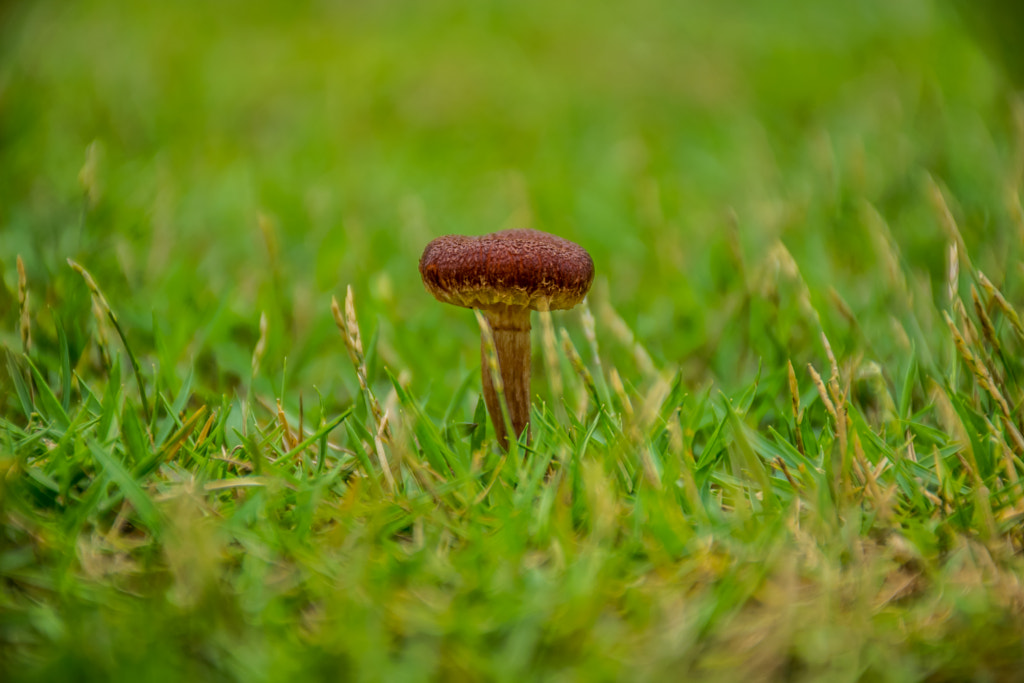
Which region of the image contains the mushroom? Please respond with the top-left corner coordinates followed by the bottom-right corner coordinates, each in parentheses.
top-left (419, 229), bottom-right (594, 448)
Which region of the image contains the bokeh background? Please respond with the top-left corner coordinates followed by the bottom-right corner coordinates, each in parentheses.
top-left (1, 0), bottom-right (1022, 413)
top-left (6, 3), bottom-right (1024, 681)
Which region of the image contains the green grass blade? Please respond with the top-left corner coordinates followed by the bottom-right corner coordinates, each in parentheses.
top-left (87, 438), bottom-right (162, 533)
top-left (25, 356), bottom-right (70, 430)
top-left (5, 350), bottom-right (34, 421)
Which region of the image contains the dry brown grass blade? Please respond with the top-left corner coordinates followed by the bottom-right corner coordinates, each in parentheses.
top-left (609, 367), bottom-right (634, 424)
top-left (579, 300), bottom-right (604, 390)
top-left (343, 287), bottom-right (366, 366)
top-left (561, 327), bottom-right (596, 412)
top-left (820, 332), bottom-right (850, 472)
top-left (947, 242), bottom-right (959, 306)
top-left (944, 310), bottom-right (1012, 420)
top-left (374, 410), bottom-right (396, 492)
top-left (538, 311), bottom-right (564, 411)
top-left (17, 255), bottom-right (30, 355)
top-left (332, 288), bottom-right (385, 428)
top-left (978, 271), bottom-right (1024, 344)
top-left (1001, 416), bottom-right (1024, 458)
top-left (68, 258), bottom-right (148, 421)
top-left (820, 332), bottom-right (842, 408)
top-left (277, 399), bottom-right (297, 452)
top-left (927, 175), bottom-right (974, 274)
top-left (251, 311), bottom-right (268, 378)
top-left (808, 364), bottom-right (838, 425)
top-left (596, 297), bottom-right (657, 380)
top-left (332, 288), bottom-right (393, 490)
top-left (774, 457), bottom-right (799, 491)
top-left (787, 360), bottom-right (805, 456)
top-left (809, 359), bottom-right (848, 495)
top-left (194, 411), bottom-right (217, 450)
top-left (68, 258), bottom-right (113, 366)
top-left (160, 406), bottom-right (208, 463)
top-left (971, 285), bottom-right (1000, 356)
top-left (860, 201), bottom-right (911, 299)
top-left (853, 432), bottom-right (894, 522)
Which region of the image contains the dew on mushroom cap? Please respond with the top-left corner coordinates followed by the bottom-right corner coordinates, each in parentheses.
top-left (419, 229), bottom-right (594, 448)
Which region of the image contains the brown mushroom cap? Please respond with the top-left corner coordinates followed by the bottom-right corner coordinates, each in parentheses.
top-left (419, 229), bottom-right (594, 311)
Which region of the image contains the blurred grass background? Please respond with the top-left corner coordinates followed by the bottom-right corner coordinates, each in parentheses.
top-left (2, 0), bottom-right (1020, 407)
top-left (4, 0), bottom-right (1024, 681)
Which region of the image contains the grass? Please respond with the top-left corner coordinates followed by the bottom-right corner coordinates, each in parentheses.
top-left (3, 0), bottom-right (1024, 680)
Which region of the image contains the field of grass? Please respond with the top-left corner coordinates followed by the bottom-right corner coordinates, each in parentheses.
top-left (3, 0), bottom-right (1024, 680)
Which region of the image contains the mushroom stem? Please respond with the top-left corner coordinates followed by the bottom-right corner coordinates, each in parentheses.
top-left (481, 306), bottom-right (532, 449)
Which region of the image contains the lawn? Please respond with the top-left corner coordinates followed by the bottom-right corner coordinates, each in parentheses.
top-left (3, 0), bottom-right (1024, 680)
